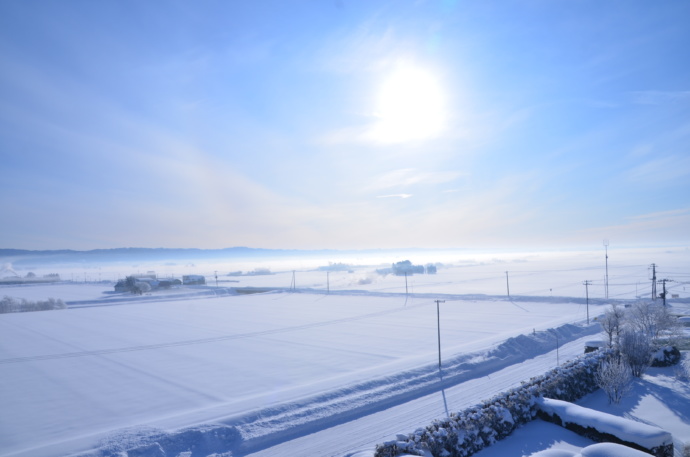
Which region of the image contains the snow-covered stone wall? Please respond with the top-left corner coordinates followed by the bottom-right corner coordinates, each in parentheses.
top-left (375, 349), bottom-right (610, 457)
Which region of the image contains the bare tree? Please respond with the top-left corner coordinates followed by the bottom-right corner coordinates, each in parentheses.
top-left (600, 304), bottom-right (625, 348)
top-left (619, 329), bottom-right (651, 377)
top-left (626, 301), bottom-right (681, 347)
top-left (626, 302), bottom-right (657, 338)
top-left (133, 282), bottom-right (151, 295)
top-left (596, 356), bottom-right (633, 404)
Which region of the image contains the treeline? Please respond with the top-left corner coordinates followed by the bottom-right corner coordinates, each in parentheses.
top-left (0, 296), bottom-right (66, 314)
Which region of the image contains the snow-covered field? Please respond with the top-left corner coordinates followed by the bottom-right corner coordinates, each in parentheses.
top-left (1, 248), bottom-right (688, 457)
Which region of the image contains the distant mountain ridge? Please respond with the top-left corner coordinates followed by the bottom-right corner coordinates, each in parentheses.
top-left (0, 247), bottom-right (455, 267)
top-left (0, 247), bottom-right (332, 266)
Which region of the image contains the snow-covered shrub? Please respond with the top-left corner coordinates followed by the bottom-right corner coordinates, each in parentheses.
top-left (675, 354), bottom-right (690, 381)
top-left (619, 329), bottom-right (652, 377)
top-left (595, 356), bottom-right (632, 404)
top-left (650, 346), bottom-right (681, 367)
top-left (375, 350), bottom-right (610, 457)
top-left (0, 296), bottom-right (66, 314)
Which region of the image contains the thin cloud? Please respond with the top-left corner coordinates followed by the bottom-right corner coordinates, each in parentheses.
top-left (369, 168), bottom-right (463, 191)
top-left (626, 155), bottom-right (690, 184)
top-left (630, 90), bottom-right (690, 105)
top-left (575, 208), bottom-right (690, 244)
top-left (376, 194), bottom-right (412, 199)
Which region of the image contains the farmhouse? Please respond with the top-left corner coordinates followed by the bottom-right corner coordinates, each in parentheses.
top-left (183, 274), bottom-right (206, 285)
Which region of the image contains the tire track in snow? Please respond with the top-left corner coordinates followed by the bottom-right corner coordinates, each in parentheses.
top-left (0, 300), bottom-right (434, 365)
top-left (225, 323), bottom-right (601, 455)
top-left (242, 335), bottom-right (598, 457)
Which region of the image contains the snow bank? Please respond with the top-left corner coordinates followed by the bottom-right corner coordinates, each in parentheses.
top-left (536, 398), bottom-right (672, 457)
top-left (530, 442), bottom-right (654, 456)
top-left (579, 443), bottom-right (654, 457)
top-left (75, 424), bottom-right (241, 457)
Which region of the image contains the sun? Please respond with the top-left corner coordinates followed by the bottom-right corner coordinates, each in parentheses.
top-left (370, 63), bottom-right (446, 143)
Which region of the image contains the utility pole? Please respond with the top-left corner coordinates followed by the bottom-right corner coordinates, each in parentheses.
top-left (214, 271), bottom-right (218, 288)
top-left (658, 279), bottom-right (672, 307)
top-left (291, 270), bottom-right (296, 291)
top-left (650, 264), bottom-right (657, 301)
top-left (583, 280), bottom-right (592, 324)
top-left (435, 299), bottom-right (445, 370)
top-left (405, 272), bottom-right (408, 296)
top-left (603, 240), bottom-right (609, 300)
top-left (505, 271), bottom-right (510, 298)
top-left (327, 271), bottom-right (330, 294)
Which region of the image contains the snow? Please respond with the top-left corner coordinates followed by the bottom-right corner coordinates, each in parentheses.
top-left (578, 443), bottom-right (655, 457)
top-left (473, 362), bottom-right (690, 457)
top-left (1, 249), bottom-right (689, 457)
top-left (531, 442), bottom-right (654, 456)
top-left (578, 364), bottom-right (690, 456)
top-left (536, 397), bottom-right (672, 450)
top-left (1, 285), bottom-right (602, 457)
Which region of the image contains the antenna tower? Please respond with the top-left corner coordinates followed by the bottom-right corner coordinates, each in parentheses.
top-left (603, 239), bottom-right (609, 300)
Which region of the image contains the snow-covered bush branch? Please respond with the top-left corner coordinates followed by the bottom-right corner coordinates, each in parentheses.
top-left (619, 329), bottom-right (652, 378)
top-left (595, 355), bottom-right (632, 404)
top-left (625, 302), bottom-right (682, 347)
top-left (599, 302), bottom-right (684, 380)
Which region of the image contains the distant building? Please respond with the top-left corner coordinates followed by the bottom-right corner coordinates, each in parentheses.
top-left (114, 274), bottom-right (181, 292)
top-left (182, 275), bottom-right (206, 285)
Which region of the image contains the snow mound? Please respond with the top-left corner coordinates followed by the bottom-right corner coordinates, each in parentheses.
top-left (536, 398), bottom-right (672, 454)
top-left (80, 424), bottom-right (242, 457)
top-left (579, 443), bottom-right (654, 457)
top-left (531, 442), bottom-right (654, 456)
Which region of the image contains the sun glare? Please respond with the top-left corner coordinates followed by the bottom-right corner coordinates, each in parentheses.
top-left (371, 63), bottom-right (446, 143)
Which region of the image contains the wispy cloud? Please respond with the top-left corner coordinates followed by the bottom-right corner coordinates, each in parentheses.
top-left (377, 194), bottom-right (412, 199)
top-left (630, 90), bottom-right (690, 105)
top-left (625, 154), bottom-right (690, 184)
top-left (575, 208), bottom-right (690, 245)
top-left (369, 168), bottom-right (464, 191)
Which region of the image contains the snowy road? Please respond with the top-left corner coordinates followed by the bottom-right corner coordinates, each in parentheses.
top-left (240, 336), bottom-right (595, 457)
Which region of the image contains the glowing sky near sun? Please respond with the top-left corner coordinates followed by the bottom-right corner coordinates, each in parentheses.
top-left (0, 1), bottom-right (689, 250)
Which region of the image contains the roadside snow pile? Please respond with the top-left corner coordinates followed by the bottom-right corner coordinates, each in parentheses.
top-left (536, 398), bottom-right (672, 457)
top-left (76, 424), bottom-right (242, 457)
top-left (375, 349), bottom-right (609, 457)
top-left (531, 442), bottom-right (654, 456)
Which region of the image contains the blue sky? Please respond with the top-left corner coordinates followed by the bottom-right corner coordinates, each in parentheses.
top-left (1, 0), bottom-right (689, 250)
